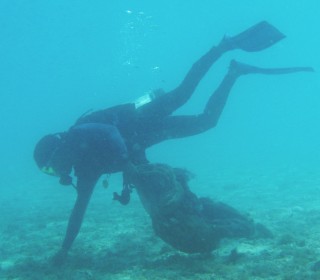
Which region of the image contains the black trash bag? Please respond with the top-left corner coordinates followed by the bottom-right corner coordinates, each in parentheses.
top-left (124, 163), bottom-right (270, 253)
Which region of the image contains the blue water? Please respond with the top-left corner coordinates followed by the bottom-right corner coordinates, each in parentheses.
top-left (1, 1), bottom-right (320, 278)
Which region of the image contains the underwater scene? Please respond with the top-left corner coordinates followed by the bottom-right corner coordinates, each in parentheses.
top-left (1, 1), bottom-right (320, 279)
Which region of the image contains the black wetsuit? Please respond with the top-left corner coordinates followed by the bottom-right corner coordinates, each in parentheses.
top-left (74, 41), bottom-right (233, 161)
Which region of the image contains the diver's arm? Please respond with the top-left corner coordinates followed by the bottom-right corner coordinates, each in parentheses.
top-left (53, 174), bottom-right (99, 265)
top-left (62, 175), bottom-right (98, 251)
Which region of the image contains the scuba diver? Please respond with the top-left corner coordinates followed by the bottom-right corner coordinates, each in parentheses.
top-left (33, 21), bottom-right (313, 264)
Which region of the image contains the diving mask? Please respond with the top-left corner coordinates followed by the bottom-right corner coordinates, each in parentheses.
top-left (41, 166), bottom-right (59, 177)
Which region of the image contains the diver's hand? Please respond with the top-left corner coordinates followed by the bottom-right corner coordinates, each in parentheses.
top-left (51, 248), bottom-right (68, 266)
top-left (113, 184), bottom-right (132, 205)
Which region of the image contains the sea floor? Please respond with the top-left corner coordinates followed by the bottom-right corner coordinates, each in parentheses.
top-left (1, 163), bottom-right (320, 280)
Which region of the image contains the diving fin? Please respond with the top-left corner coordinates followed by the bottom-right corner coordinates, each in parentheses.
top-left (229, 59), bottom-right (314, 76)
top-left (226, 21), bottom-right (286, 52)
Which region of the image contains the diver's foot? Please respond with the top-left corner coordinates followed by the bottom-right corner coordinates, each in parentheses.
top-left (228, 59), bottom-right (263, 76)
top-left (218, 34), bottom-right (235, 52)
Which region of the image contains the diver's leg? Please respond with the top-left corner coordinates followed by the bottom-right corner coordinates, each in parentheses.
top-left (203, 60), bottom-right (314, 127)
top-left (142, 61), bottom-right (242, 143)
top-left (143, 60), bottom-right (313, 145)
top-left (137, 21), bottom-right (286, 118)
top-left (137, 41), bottom-right (228, 118)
